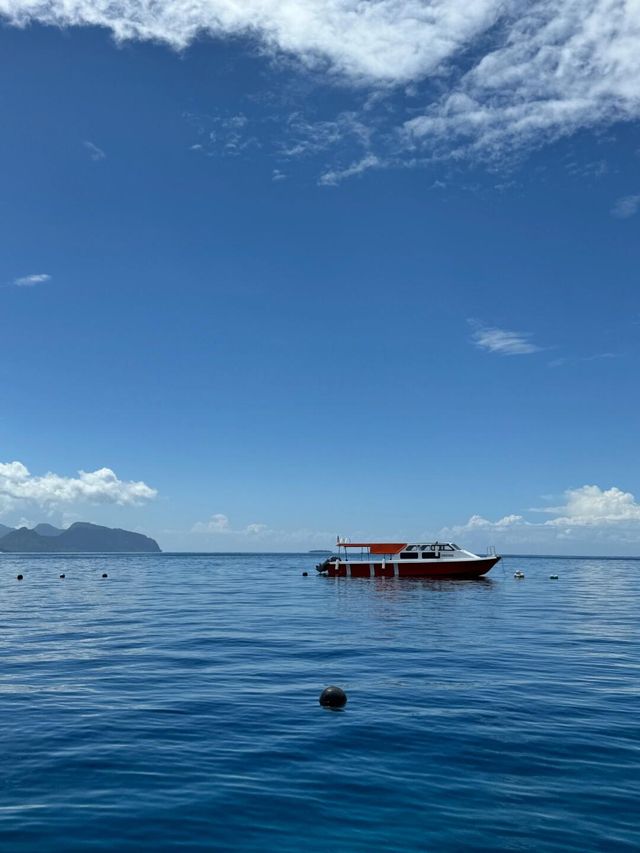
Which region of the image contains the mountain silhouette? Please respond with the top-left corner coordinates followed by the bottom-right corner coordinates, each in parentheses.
top-left (33, 523), bottom-right (63, 537)
top-left (0, 522), bottom-right (160, 552)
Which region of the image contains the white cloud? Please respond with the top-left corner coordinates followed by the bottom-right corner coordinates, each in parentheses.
top-left (469, 321), bottom-right (541, 355)
top-left (12, 273), bottom-right (51, 287)
top-left (0, 461), bottom-right (157, 514)
top-left (191, 513), bottom-right (269, 535)
top-left (0, 0), bottom-right (500, 84)
top-left (611, 194), bottom-right (640, 219)
top-left (282, 111), bottom-right (374, 158)
top-left (191, 513), bottom-right (232, 533)
top-left (539, 485), bottom-right (640, 527)
top-left (319, 153), bottom-right (381, 186)
top-left (440, 485), bottom-right (640, 552)
top-left (190, 514), bottom-right (333, 547)
top-left (403, 1), bottom-right (640, 161)
top-left (83, 140), bottom-right (106, 161)
top-left (2, 1), bottom-right (640, 169)
top-left (439, 513), bottom-right (529, 544)
top-left (185, 110), bottom-right (259, 157)
top-left (462, 513), bottom-right (524, 529)
top-left (245, 522), bottom-right (269, 535)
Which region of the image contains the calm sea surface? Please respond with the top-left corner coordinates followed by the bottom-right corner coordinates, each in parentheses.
top-left (0, 553), bottom-right (638, 851)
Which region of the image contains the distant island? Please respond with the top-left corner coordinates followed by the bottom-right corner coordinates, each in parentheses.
top-left (0, 522), bottom-right (161, 553)
top-left (308, 550), bottom-right (332, 554)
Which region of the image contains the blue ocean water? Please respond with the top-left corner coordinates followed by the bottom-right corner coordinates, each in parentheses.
top-left (0, 553), bottom-right (638, 851)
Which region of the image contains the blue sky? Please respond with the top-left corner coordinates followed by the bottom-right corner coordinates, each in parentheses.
top-left (1, 2), bottom-right (640, 554)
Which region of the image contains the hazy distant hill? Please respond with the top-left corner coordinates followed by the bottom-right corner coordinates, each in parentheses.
top-left (0, 524), bottom-right (13, 539)
top-left (33, 523), bottom-right (63, 537)
top-left (0, 522), bottom-right (160, 553)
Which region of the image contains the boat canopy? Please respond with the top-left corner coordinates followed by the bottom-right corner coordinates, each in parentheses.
top-left (337, 542), bottom-right (407, 555)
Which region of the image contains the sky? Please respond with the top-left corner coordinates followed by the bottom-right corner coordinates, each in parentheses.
top-left (1, 0), bottom-right (640, 554)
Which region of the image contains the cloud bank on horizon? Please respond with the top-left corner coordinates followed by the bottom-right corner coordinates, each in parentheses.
top-left (441, 486), bottom-right (640, 551)
top-left (186, 486), bottom-right (640, 553)
top-left (0, 461), bottom-right (157, 514)
top-left (2, 0), bottom-right (640, 169)
top-left (191, 513), bottom-right (333, 546)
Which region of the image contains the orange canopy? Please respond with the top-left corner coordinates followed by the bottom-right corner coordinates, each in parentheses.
top-left (337, 542), bottom-right (407, 554)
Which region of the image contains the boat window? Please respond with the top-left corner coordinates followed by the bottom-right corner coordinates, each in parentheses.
top-left (440, 544), bottom-right (454, 551)
top-left (405, 545), bottom-right (419, 551)
top-left (452, 544), bottom-right (460, 550)
top-left (399, 551), bottom-right (416, 559)
top-left (421, 551), bottom-right (436, 559)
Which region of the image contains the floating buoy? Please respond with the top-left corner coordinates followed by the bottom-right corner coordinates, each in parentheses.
top-left (102, 573), bottom-right (108, 579)
top-left (60, 574), bottom-right (65, 579)
top-left (302, 571), bottom-right (308, 576)
top-left (514, 571), bottom-right (525, 579)
top-left (16, 574), bottom-right (23, 581)
top-left (549, 575), bottom-right (559, 580)
top-left (319, 686), bottom-right (347, 709)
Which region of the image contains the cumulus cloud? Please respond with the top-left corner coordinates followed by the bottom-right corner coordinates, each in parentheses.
top-left (191, 513), bottom-right (269, 535)
top-left (458, 513), bottom-right (524, 529)
top-left (12, 273), bottom-right (51, 287)
top-left (0, 461), bottom-right (157, 514)
top-left (190, 514), bottom-right (333, 546)
top-left (2, 1), bottom-right (640, 169)
top-left (245, 523), bottom-right (269, 535)
top-left (538, 485), bottom-right (640, 527)
top-left (441, 485), bottom-right (640, 552)
top-left (191, 513), bottom-right (232, 533)
top-left (469, 320), bottom-right (542, 355)
top-left (611, 194), bottom-right (640, 219)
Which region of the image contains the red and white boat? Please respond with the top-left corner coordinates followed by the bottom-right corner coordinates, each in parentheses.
top-left (316, 539), bottom-right (500, 579)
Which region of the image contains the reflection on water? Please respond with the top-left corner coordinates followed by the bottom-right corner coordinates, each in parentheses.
top-left (0, 553), bottom-right (639, 851)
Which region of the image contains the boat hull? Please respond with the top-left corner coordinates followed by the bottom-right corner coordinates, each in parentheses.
top-left (318, 556), bottom-right (500, 579)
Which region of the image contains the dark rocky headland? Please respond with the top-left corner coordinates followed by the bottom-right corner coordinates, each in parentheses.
top-left (0, 522), bottom-right (161, 553)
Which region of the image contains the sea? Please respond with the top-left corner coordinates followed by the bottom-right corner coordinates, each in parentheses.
top-left (0, 553), bottom-right (638, 852)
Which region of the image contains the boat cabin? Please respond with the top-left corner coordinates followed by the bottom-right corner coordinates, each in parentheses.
top-left (328, 541), bottom-right (474, 562)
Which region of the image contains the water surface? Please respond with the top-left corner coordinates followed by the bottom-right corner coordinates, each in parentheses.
top-left (0, 553), bottom-right (638, 851)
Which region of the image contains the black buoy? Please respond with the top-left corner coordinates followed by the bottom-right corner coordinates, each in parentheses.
top-left (102, 573), bottom-right (108, 579)
top-left (16, 574), bottom-right (23, 581)
top-left (319, 686), bottom-right (348, 709)
top-left (302, 571), bottom-right (308, 576)
top-left (60, 574), bottom-right (66, 579)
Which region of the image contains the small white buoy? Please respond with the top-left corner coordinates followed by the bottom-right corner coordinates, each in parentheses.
top-left (549, 574), bottom-right (559, 580)
top-left (514, 571), bottom-right (525, 579)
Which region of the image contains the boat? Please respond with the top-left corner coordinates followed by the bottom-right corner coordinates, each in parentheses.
top-left (315, 539), bottom-right (500, 579)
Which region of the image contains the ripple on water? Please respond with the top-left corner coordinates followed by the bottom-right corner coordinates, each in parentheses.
top-left (0, 553), bottom-right (639, 851)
